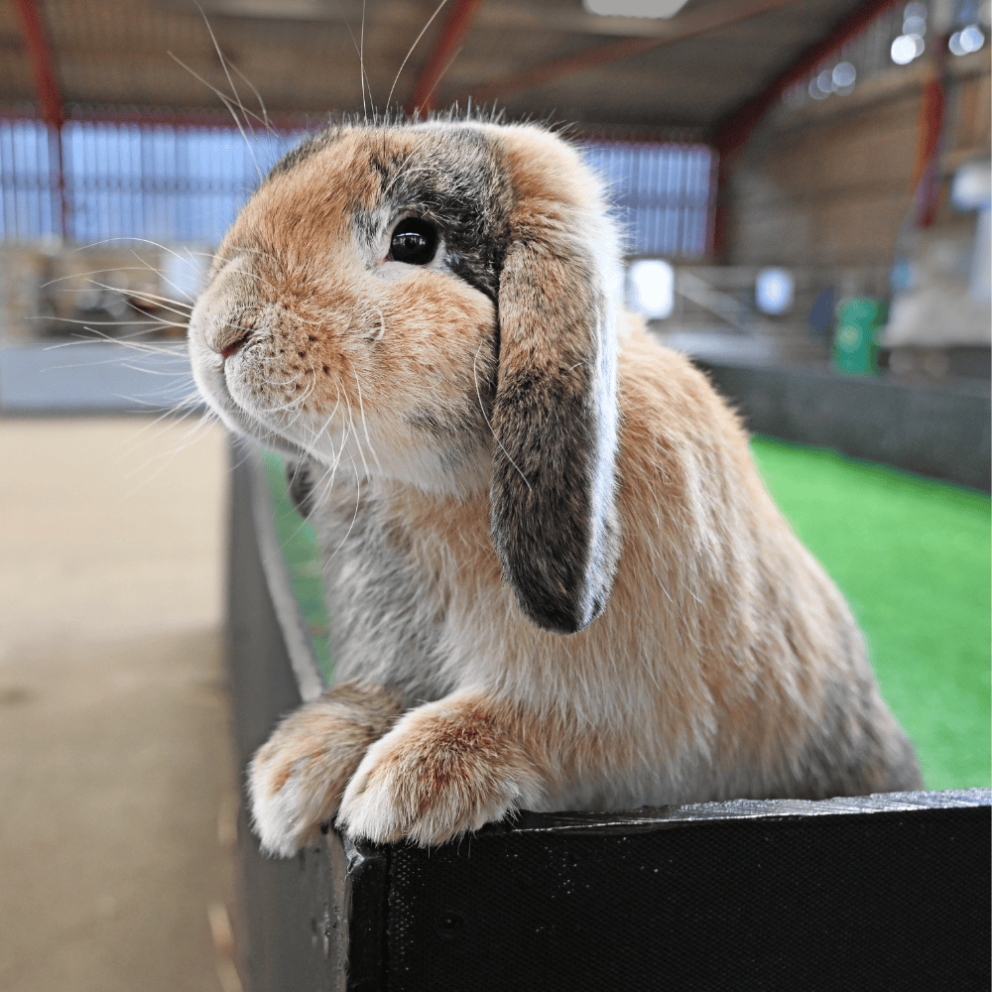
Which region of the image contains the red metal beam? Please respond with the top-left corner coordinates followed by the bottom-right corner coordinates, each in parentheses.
top-left (13, 0), bottom-right (67, 236)
top-left (455, 0), bottom-right (803, 106)
top-left (13, 0), bottom-right (63, 130)
top-left (714, 0), bottom-right (902, 160)
top-left (911, 35), bottom-right (950, 227)
top-left (407, 0), bottom-right (484, 116)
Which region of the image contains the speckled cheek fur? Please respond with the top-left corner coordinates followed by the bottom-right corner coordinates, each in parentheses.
top-left (189, 128), bottom-right (505, 482)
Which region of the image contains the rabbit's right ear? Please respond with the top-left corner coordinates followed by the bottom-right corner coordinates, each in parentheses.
top-left (488, 129), bottom-right (622, 635)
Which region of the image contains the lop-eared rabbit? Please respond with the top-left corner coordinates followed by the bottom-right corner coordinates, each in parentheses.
top-left (188, 119), bottom-right (921, 855)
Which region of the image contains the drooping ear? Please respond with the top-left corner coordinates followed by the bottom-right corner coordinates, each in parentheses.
top-left (489, 132), bottom-right (622, 635)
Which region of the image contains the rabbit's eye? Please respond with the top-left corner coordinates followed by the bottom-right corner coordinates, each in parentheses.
top-left (389, 218), bottom-right (438, 265)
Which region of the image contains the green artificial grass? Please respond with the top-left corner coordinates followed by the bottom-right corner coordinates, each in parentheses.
top-left (260, 450), bottom-right (335, 683)
top-left (751, 436), bottom-right (991, 791)
top-left (261, 440), bottom-right (991, 793)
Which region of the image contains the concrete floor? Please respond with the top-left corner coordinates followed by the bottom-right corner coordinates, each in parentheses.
top-left (0, 416), bottom-right (240, 992)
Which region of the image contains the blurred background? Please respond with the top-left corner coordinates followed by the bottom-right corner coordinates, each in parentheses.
top-left (0, 1), bottom-right (988, 990)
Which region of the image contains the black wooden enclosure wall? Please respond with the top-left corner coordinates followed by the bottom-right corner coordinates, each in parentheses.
top-left (226, 446), bottom-right (991, 992)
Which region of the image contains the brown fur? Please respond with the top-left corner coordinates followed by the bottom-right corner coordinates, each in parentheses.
top-left (187, 120), bottom-right (922, 855)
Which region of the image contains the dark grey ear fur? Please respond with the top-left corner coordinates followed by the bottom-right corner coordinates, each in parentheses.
top-left (489, 207), bottom-right (622, 636)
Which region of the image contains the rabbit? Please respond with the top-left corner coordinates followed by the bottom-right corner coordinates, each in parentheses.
top-left (187, 116), bottom-right (922, 856)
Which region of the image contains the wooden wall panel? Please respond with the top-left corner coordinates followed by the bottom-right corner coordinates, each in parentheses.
top-left (724, 52), bottom-right (991, 273)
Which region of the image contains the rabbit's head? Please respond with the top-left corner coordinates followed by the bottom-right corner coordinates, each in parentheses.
top-left (188, 119), bottom-right (623, 634)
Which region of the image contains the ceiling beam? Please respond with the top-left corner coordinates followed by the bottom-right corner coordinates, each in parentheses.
top-left (12, 0), bottom-right (64, 129)
top-left (406, 0), bottom-right (484, 116)
top-left (176, 0), bottom-right (800, 40)
top-left (449, 0), bottom-right (804, 105)
top-left (714, 0), bottom-right (903, 158)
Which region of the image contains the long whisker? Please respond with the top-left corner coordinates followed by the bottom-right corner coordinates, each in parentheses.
top-left (41, 269), bottom-right (196, 316)
top-left (74, 236), bottom-right (208, 272)
top-left (38, 346), bottom-right (191, 374)
top-left (325, 469), bottom-right (364, 564)
top-left (229, 61), bottom-right (278, 138)
top-left (343, 395), bottom-right (373, 482)
top-left (71, 281), bottom-right (193, 320)
top-left (43, 321), bottom-right (185, 347)
top-left (420, 45), bottom-right (464, 112)
top-left (352, 370), bottom-right (384, 476)
top-left (340, 16), bottom-right (373, 121)
top-left (196, 0), bottom-right (261, 147)
top-left (167, 52), bottom-right (263, 180)
top-left (129, 249), bottom-right (198, 305)
top-left (40, 265), bottom-right (193, 303)
top-left (317, 402), bottom-right (351, 485)
top-left (120, 406), bottom-right (221, 497)
top-left (43, 315), bottom-right (185, 331)
top-left (386, 0), bottom-right (451, 113)
top-left (361, 0), bottom-right (371, 118)
top-left (47, 335), bottom-right (190, 361)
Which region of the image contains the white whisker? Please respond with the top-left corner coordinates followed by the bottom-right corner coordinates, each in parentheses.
top-left (325, 462), bottom-right (364, 565)
top-left (352, 370), bottom-right (384, 477)
top-left (129, 248), bottom-right (198, 305)
top-left (167, 51), bottom-right (264, 181)
top-left (387, 0), bottom-right (451, 112)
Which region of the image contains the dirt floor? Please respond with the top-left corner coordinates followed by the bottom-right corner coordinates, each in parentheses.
top-left (0, 416), bottom-right (241, 992)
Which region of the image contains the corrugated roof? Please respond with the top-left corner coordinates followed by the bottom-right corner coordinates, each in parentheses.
top-left (0, 0), bottom-right (881, 134)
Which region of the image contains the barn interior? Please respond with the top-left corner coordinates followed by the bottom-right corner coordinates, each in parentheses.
top-left (1, 0), bottom-right (990, 380)
top-left (0, 2), bottom-right (989, 991)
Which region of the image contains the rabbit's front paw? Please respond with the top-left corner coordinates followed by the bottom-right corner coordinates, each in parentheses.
top-left (337, 697), bottom-right (544, 846)
top-left (248, 683), bottom-right (402, 857)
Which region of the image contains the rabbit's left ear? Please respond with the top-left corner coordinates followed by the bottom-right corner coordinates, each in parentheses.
top-left (489, 133), bottom-right (622, 635)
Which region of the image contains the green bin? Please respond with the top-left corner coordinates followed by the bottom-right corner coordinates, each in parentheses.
top-left (833, 297), bottom-right (885, 375)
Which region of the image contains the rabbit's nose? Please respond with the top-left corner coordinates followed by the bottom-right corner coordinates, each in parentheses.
top-left (216, 320), bottom-right (252, 361)
top-left (194, 303), bottom-right (256, 359)
top-left (221, 332), bottom-right (249, 361)
top-left (190, 271), bottom-right (261, 359)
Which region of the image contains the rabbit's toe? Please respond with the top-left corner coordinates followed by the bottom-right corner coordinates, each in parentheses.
top-left (337, 699), bottom-right (544, 846)
top-left (248, 687), bottom-right (401, 857)
top-left (248, 733), bottom-right (358, 857)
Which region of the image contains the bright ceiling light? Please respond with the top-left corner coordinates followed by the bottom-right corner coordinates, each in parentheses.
top-left (891, 34), bottom-right (923, 64)
top-left (815, 70), bottom-right (834, 94)
top-left (583, 0), bottom-right (691, 17)
top-left (951, 160), bottom-right (991, 210)
top-left (755, 268), bottom-right (794, 316)
top-left (832, 61), bottom-right (857, 89)
top-left (628, 260), bottom-right (674, 320)
top-left (950, 25), bottom-right (986, 55)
